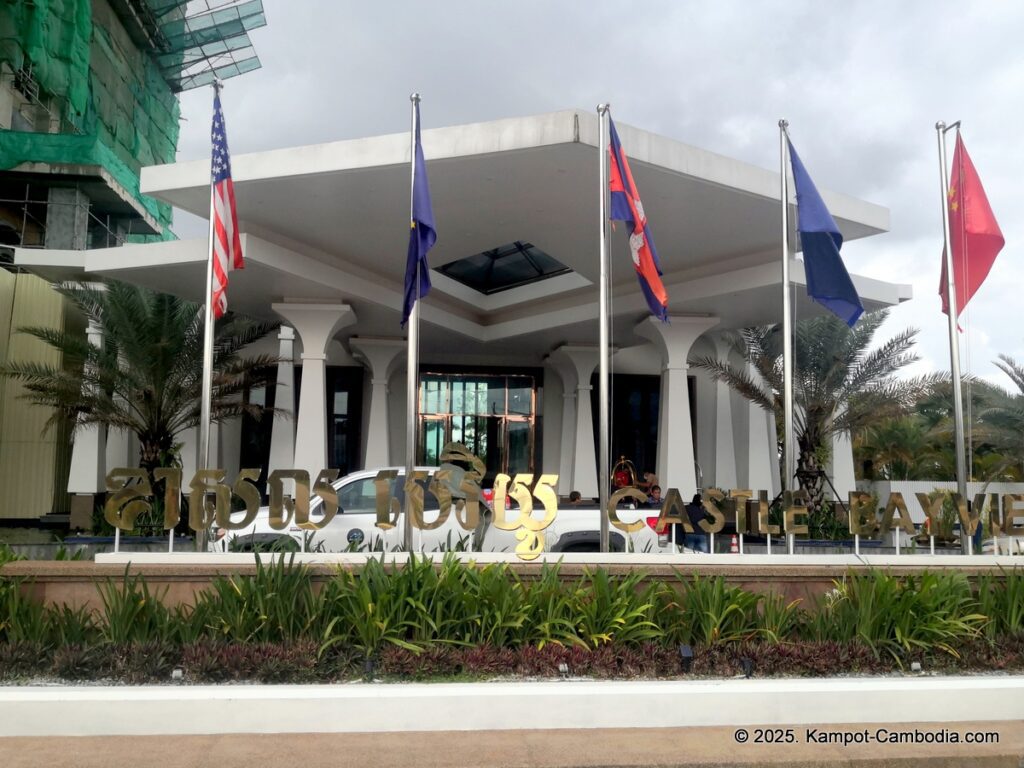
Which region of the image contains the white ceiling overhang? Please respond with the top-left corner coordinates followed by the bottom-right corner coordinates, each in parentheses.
top-left (17, 109), bottom-right (909, 360)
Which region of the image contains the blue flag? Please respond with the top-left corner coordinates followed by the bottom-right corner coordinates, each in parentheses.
top-left (401, 102), bottom-right (437, 327)
top-left (787, 139), bottom-right (863, 327)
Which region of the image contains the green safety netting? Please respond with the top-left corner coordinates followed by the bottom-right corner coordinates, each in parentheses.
top-left (0, 131), bottom-right (173, 229)
top-left (0, 0), bottom-right (92, 123)
top-left (0, 0), bottom-right (266, 239)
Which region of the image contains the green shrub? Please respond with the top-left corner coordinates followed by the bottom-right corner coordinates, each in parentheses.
top-left (569, 569), bottom-right (661, 649)
top-left (674, 575), bottom-right (762, 645)
top-left (805, 570), bottom-right (986, 663)
top-left (318, 556), bottom-right (421, 660)
top-left (0, 580), bottom-right (47, 646)
top-left (465, 563), bottom-right (530, 648)
top-left (519, 563), bottom-right (582, 649)
top-left (97, 568), bottom-right (174, 645)
top-left (192, 554), bottom-right (317, 643)
top-left (975, 568), bottom-right (1024, 640)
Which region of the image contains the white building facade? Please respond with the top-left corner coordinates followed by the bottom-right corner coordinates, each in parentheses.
top-left (15, 110), bottom-right (911, 506)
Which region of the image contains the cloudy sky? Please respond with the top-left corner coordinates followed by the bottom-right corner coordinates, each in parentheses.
top-left (172, 0), bottom-right (1024, 388)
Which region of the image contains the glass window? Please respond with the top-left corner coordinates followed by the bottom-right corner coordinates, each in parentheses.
top-left (339, 477), bottom-right (380, 515)
top-left (508, 377), bottom-right (532, 415)
top-left (436, 241), bottom-right (572, 295)
top-left (418, 373), bottom-right (537, 479)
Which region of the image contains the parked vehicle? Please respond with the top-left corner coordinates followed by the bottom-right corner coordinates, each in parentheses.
top-left (216, 467), bottom-right (686, 555)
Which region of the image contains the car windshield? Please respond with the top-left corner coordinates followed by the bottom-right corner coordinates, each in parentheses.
top-left (311, 470), bottom-right (441, 516)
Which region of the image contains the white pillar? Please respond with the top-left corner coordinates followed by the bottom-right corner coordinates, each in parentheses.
top-left (67, 319), bottom-right (106, 493)
top-left (636, 316), bottom-right (719, 495)
top-left (545, 351), bottom-right (580, 496)
top-left (548, 345), bottom-right (600, 498)
top-left (829, 409), bottom-right (856, 500)
top-left (710, 333), bottom-right (738, 489)
top-left (105, 351), bottom-right (135, 470)
top-left (742, 361), bottom-right (780, 497)
top-left (349, 337), bottom-right (405, 468)
top-left (180, 425), bottom-right (219, 474)
top-left (267, 326), bottom-right (296, 476)
top-left (272, 303), bottom-right (357, 480)
top-left (220, 413), bottom-right (242, 480)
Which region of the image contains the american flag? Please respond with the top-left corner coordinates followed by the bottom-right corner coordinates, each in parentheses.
top-left (210, 89), bottom-right (243, 318)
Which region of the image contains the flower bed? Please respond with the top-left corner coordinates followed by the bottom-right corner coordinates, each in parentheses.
top-left (1, 553), bottom-right (1022, 684)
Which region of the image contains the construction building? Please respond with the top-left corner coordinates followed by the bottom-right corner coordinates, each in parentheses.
top-left (0, 0), bottom-right (264, 523)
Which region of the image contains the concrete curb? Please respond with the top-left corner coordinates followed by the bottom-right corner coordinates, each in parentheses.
top-left (2, 676), bottom-right (1022, 737)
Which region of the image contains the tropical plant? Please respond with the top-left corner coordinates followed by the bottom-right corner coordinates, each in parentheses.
top-left (804, 570), bottom-right (986, 664)
top-left (855, 416), bottom-right (944, 480)
top-left (96, 568), bottom-right (174, 645)
top-left (0, 281), bottom-right (280, 477)
top-left (193, 555), bottom-right (317, 643)
top-left (975, 568), bottom-right (1024, 641)
top-left (979, 354), bottom-right (1024, 478)
top-left (569, 569), bottom-right (661, 648)
top-left (673, 575), bottom-right (762, 645)
top-left (691, 310), bottom-right (934, 513)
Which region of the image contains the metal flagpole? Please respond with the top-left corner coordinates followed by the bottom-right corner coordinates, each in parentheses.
top-left (936, 121), bottom-right (969, 529)
top-left (404, 93), bottom-right (421, 553)
top-left (597, 104), bottom-right (611, 553)
top-left (779, 120), bottom-right (795, 494)
top-left (196, 80), bottom-right (221, 552)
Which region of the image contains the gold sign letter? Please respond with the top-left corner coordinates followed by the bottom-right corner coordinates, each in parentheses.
top-left (266, 469), bottom-right (310, 530)
top-left (848, 492), bottom-right (877, 537)
top-left (297, 469), bottom-right (340, 531)
top-left (783, 490), bottom-right (809, 537)
top-left (104, 468), bottom-right (152, 531)
top-left (879, 492), bottom-right (915, 537)
top-left (607, 487), bottom-right (647, 534)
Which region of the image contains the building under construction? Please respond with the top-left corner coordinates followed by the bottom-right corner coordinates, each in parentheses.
top-left (0, 0), bottom-right (264, 523)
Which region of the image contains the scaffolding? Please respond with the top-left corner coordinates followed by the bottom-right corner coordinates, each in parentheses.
top-left (0, 0), bottom-right (266, 244)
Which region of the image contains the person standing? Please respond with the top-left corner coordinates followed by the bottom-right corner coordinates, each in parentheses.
top-left (684, 493), bottom-right (709, 553)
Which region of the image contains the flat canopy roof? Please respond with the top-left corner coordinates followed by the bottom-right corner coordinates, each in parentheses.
top-left (19, 110), bottom-right (909, 359)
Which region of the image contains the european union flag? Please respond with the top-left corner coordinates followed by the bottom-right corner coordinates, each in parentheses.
top-left (401, 101), bottom-right (437, 327)
top-left (787, 140), bottom-right (863, 327)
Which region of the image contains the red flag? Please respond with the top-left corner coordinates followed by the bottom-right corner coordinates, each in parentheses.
top-left (940, 133), bottom-right (1003, 318)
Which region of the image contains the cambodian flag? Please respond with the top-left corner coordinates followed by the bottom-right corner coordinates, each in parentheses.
top-left (608, 118), bottom-right (668, 322)
top-left (787, 139), bottom-right (863, 327)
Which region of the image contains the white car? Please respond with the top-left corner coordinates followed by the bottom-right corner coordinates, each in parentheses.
top-left (217, 467), bottom-right (471, 553)
top-left (216, 467), bottom-right (679, 555)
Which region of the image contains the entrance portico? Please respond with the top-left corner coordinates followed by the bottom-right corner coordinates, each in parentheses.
top-left (15, 109), bottom-right (910, 495)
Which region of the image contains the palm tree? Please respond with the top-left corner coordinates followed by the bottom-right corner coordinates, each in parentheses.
top-left (0, 281), bottom-right (280, 476)
top-left (979, 354), bottom-right (1024, 478)
top-left (691, 310), bottom-right (934, 513)
top-left (855, 416), bottom-right (943, 480)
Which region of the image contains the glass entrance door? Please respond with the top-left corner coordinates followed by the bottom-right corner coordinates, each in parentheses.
top-left (418, 373), bottom-right (536, 479)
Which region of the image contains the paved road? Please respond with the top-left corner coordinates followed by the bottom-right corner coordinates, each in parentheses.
top-left (1, 722), bottom-right (1022, 767)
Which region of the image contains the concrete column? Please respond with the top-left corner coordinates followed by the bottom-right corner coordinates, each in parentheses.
top-left (829, 409), bottom-right (856, 500)
top-left (67, 319), bottom-right (106, 493)
top-left (710, 334), bottom-right (738, 489)
top-left (544, 351), bottom-right (580, 496)
top-left (267, 327), bottom-right (296, 476)
top-left (219, 412), bottom-right (242, 481)
top-left (349, 337), bottom-right (405, 468)
top-left (105, 353), bottom-right (135, 470)
top-left (272, 303), bottom-right (356, 480)
top-left (66, 319), bottom-right (106, 528)
top-left (636, 316), bottom-right (719, 496)
top-left (180, 425), bottom-right (219, 474)
top-left (45, 187), bottom-right (89, 250)
top-left (743, 361), bottom-right (780, 497)
top-left (548, 346), bottom-right (600, 498)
